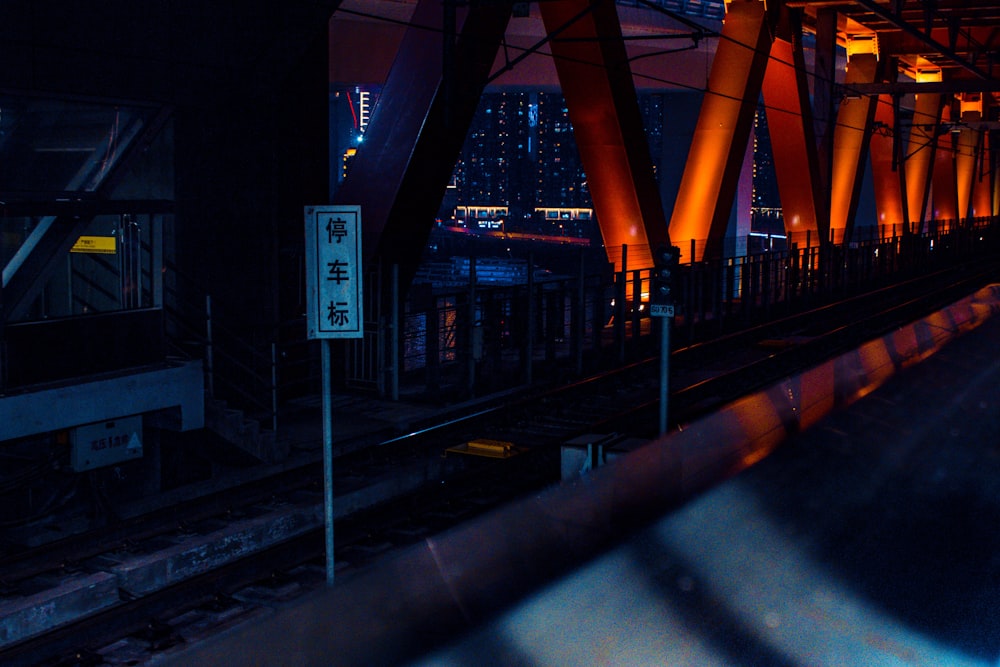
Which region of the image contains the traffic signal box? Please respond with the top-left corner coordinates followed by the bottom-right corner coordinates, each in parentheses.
top-left (652, 244), bottom-right (680, 307)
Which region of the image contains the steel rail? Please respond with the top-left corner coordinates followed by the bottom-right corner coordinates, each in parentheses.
top-left (5, 260), bottom-right (999, 665)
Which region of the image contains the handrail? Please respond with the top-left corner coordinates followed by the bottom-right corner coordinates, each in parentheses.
top-left (161, 259), bottom-right (279, 426)
top-left (145, 214), bottom-right (1000, 431)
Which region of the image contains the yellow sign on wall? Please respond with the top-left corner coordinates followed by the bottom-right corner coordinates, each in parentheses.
top-left (71, 236), bottom-right (117, 254)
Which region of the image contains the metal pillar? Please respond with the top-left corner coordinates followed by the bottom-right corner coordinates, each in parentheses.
top-left (539, 0), bottom-right (669, 272)
top-left (812, 8), bottom-right (838, 237)
top-left (932, 103), bottom-right (960, 223)
top-left (2, 108), bottom-right (171, 320)
top-left (994, 130), bottom-right (1000, 218)
top-left (870, 87), bottom-right (907, 231)
top-left (830, 49), bottom-right (879, 244)
top-left (667, 0), bottom-right (773, 261)
top-left (333, 0), bottom-right (513, 294)
top-left (973, 129), bottom-right (993, 218)
top-left (905, 88), bottom-right (943, 233)
top-left (762, 7), bottom-right (822, 246)
top-left (321, 340), bottom-right (335, 584)
top-left (956, 98), bottom-right (981, 222)
top-left (658, 314), bottom-right (671, 437)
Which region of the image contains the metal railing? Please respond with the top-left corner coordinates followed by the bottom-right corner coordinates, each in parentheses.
top-left (161, 261), bottom-right (281, 432)
top-left (368, 217), bottom-right (1000, 401)
top-left (142, 215), bottom-right (1000, 437)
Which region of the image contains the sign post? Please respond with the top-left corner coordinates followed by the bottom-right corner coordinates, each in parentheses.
top-left (653, 308), bottom-right (672, 436)
top-left (305, 205), bottom-right (364, 585)
top-left (650, 245), bottom-right (679, 437)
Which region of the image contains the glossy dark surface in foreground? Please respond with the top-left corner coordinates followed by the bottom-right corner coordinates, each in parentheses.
top-left (162, 304), bottom-right (1000, 667)
top-left (414, 308), bottom-right (1000, 666)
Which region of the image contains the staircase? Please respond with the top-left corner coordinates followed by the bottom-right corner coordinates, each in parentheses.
top-left (159, 263), bottom-right (291, 464)
top-left (204, 397), bottom-right (287, 464)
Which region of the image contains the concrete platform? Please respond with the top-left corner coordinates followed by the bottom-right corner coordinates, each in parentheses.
top-left (92, 501), bottom-right (323, 596)
top-left (0, 499), bottom-right (323, 649)
top-left (0, 572), bottom-right (119, 648)
top-left (156, 285), bottom-right (1000, 666)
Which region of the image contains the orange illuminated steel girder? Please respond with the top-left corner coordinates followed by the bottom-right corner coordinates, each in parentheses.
top-left (830, 52), bottom-right (878, 244)
top-left (931, 103), bottom-right (959, 223)
top-left (869, 92), bottom-right (906, 232)
top-left (956, 126), bottom-right (978, 221)
top-left (971, 129), bottom-right (993, 218)
top-left (668, 0), bottom-right (773, 262)
top-left (761, 8), bottom-right (822, 247)
top-left (333, 0), bottom-right (513, 290)
top-left (904, 89), bottom-right (942, 233)
top-left (538, 0), bottom-right (669, 272)
top-left (955, 94), bottom-right (985, 221)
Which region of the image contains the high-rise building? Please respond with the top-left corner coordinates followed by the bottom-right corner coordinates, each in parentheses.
top-left (329, 85), bottom-right (381, 193)
top-left (332, 87), bottom-right (778, 242)
top-left (752, 104), bottom-right (784, 237)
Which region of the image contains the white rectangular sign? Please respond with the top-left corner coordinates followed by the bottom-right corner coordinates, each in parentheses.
top-left (650, 304), bottom-right (675, 317)
top-left (305, 205), bottom-right (364, 339)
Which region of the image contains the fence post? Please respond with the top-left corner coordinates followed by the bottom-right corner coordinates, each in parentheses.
top-left (467, 257), bottom-right (477, 396)
top-left (0, 280), bottom-right (5, 395)
top-left (152, 214), bottom-right (164, 308)
top-left (577, 250), bottom-right (585, 375)
top-left (630, 269), bottom-right (641, 349)
top-left (391, 263), bottom-right (400, 402)
top-left (271, 342), bottom-right (278, 433)
top-left (205, 294), bottom-right (215, 399)
top-left (616, 244), bottom-right (627, 364)
top-left (525, 253), bottom-right (535, 386)
top-left (425, 296), bottom-right (440, 393)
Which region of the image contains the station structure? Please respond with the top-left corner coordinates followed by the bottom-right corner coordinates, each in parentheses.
top-left (2, 2), bottom-right (1000, 657)
top-left (3, 0), bottom-right (998, 445)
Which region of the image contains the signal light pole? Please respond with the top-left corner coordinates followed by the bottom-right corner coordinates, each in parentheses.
top-left (650, 245), bottom-right (680, 436)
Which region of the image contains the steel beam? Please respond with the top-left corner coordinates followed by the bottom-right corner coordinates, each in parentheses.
top-left (972, 130), bottom-right (993, 218)
top-left (869, 92), bottom-right (906, 231)
top-left (994, 131), bottom-right (1000, 217)
top-left (539, 0), bottom-right (669, 272)
top-left (668, 0), bottom-right (773, 261)
top-left (812, 8), bottom-right (838, 237)
top-left (333, 0), bottom-right (513, 292)
top-left (762, 7), bottom-right (822, 246)
top-left (956, 127), bottom-right (979, 221)
top-left (2, 107), bottom-right (172, 321)
top-left (852, 0), bottom-right (993, 81)
top-left (931, 104), bottom-right (959, 223)
top-left (905, 92), bottom-right (943, 233)
top-left (0, 199), bottom-right (174, 218)
top-left (0, 359), bottom-right (204, 441)
top-left (830, 53), bottom-right (879, 244)
top-left (845, 80), bottom-right (1000, 96)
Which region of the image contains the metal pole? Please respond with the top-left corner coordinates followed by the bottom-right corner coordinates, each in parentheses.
top-left (526, 253), bottom-right (534, 385)
top-left (205, 294), bottom-right (215, 399)
top-left (0, 279), bottom-right (5, 394)
top-left (322, 339), bottom-right (335, 584)
top-left (575, 248), bottom-right (585, 376)
top-left (616, 244), bottom-right (627, 363)
top-left (152, 213), bottom-right (163, 308)
top-left (468, 256), bottom-right (476, 395)
top-left (271, 342), bottom-right (279, 433)
top-left (658, 315), bottom-right (671, 436)
top-left (391, 263), bottom-right (400, 402)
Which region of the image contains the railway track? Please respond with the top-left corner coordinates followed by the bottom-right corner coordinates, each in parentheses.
top-left (4, 262), bottom-right (999, 666)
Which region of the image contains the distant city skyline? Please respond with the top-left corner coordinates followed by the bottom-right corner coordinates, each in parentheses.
top-left (330, 85), bottom-right (780, 241)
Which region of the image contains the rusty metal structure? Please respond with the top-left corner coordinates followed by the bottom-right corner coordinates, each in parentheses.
top-left (2, 0), bottom-right (1000, 522)
top-left (335, 0), bottom-right (1000, 268)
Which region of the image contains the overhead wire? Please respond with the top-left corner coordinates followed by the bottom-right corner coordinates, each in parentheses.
top-left (331, 2), bottom-right (986, 174)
